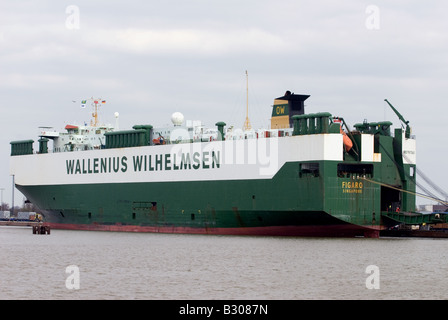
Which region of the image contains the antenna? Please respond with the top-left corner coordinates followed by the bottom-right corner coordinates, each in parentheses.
top-left (243, 70), bottom-right (252, 131)
top-left (114, 112), bottom-right (120, 130)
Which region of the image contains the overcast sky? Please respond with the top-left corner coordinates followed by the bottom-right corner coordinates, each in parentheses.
top-left (1, 0), bottom-right (448, 207)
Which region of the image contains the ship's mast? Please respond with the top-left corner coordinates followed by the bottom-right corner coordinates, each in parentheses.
top-left (90, 98), bottom-right (105, 127)
top-left (243, 70), bottom-right (252, 131)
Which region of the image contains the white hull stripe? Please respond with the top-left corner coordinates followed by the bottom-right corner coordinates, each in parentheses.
top-left (11, 135), bottom-right (344, 186)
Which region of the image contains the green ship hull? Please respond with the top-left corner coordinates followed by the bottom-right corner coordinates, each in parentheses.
top-left (15, 158), bottom-right (411, 238)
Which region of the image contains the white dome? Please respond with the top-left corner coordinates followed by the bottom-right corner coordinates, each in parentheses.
top-left (171, 112), bottom-right (184, 126)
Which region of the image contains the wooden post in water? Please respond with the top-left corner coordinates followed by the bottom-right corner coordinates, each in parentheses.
top-left (32, 224), bottom-right (51, 235)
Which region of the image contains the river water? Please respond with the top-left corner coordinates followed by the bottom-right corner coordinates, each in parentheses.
top-left (1, 226), bottom-right (447, 300)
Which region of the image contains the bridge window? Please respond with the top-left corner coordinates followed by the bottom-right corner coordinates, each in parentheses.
top-left (338, 163), bottom-right (373, 178)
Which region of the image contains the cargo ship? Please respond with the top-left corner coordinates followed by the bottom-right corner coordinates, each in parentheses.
top-left (10, 92), bottom-right (421, 237)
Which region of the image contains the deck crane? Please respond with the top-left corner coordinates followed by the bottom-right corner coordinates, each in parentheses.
top-left (384, 99), bottom-right (448, 206)
top-left (384, 99), bottom-right (411, 138)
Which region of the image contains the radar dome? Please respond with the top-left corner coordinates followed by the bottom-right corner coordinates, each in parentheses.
top-left (171, 112), bottom-right (184, 126)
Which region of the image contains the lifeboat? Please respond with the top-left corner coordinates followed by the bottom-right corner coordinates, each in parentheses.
top-left (333, 118), bottom-right (353, 152)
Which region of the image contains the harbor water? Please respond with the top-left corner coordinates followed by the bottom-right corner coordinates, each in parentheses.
top-left (1, 226), bottom-right (447, 300)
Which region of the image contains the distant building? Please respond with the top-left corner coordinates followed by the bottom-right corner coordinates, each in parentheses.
top-left (418, 204), bottom-right (448, 213)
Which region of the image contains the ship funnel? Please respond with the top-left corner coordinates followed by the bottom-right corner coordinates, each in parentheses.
top-left (271, 91), bottom-right (310, 129)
